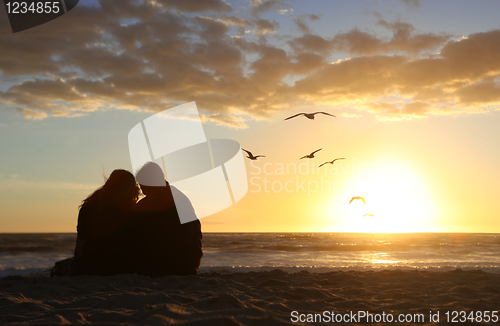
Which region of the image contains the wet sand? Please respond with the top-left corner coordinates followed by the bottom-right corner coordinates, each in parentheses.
top-left (1, 269), bottom-right (500, 325)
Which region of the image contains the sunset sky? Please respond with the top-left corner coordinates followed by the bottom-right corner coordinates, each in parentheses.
top-left (1, 0), bottom-right (500, 233)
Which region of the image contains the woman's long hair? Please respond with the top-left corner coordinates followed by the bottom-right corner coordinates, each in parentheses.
top-left (80, 169), bottom-right (140, 209)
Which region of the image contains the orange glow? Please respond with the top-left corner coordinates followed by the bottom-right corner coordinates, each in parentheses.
top-left (327, 162), bottom-right (438, 233)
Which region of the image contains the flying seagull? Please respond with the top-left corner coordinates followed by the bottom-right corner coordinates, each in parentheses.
top-left (349, 196), bottom-right (366, 205)
top-left (284, 112), bottom-right (336, 120)
top-left (300, 148), bottom-right (322, 160)
top-left (363, 213), bottom-right (374, 217)
top-left (242, 149), bottom-right (265, 161)
top-left (318, 158), bottom-right (345, 168)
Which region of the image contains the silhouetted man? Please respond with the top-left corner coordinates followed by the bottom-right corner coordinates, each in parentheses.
top-left (128, 162), bottom-right (203, 276)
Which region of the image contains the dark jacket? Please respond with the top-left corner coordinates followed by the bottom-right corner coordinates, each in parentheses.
top-left (124, 185), bottom-right (203, 276)
top-left (73, 198), bottom-right (134, 276)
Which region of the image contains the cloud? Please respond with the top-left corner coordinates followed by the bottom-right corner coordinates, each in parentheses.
top-left (202, 113), bottom-right (249, 128)
top-left (455, 81), bottom-right (500, 104)
top-left (290, 29), bottom-right (500, 120)
top-left (216, 16), bottom-right (278, 36)
top-left (217, 15), bottom-right (248, 28)
top-left (368, 101), bottom-right (429, 121)
top-left (16, 108), bottom-right (48, 120)
top-left (289, 21), bottom-right (451, 55)
top-left (399, 0), bottom-right (424, 9)
top-left (158, 0), bottom-right (232, 13)
top-left (293, 18), bottom-right (309, 34)
top-left (288, 33), bottom-right (334, 54)
top-left (292, 14), bottom-right (321, 34)
top-left (308, 14), bottom-right (321, 22)
top-left (249, 0), bottom-right (288, 16)
top-left (377, 19), bottom-right (451, 54)
top-left (0, 0), bottom-right (499, 124)
top-left (253, 19), bottom-right (279, 35)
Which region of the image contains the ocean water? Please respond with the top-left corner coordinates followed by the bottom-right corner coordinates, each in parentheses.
top-left (1, 233), bottom-right (500, 277)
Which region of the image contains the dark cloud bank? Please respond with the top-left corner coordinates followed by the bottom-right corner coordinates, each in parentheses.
top-left (1, 0), bottom-right (499, 127)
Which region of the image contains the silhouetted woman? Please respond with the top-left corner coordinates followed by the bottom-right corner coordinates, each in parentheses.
top-left (73, 169), bottom-right (140, 275)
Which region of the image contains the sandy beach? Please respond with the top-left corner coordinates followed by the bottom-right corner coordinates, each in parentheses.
top-left (1, 269), bottom-right (499, 325)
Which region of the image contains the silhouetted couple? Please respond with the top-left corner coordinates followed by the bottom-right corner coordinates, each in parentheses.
top-left (73, 162), bottom-right (203, 277)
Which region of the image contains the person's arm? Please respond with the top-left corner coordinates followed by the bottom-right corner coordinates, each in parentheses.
top-left (180, 219), bottom-right (203, 274)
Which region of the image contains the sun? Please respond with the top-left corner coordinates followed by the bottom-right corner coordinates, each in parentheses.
top-left (328, 162), bottom-right (437, 233)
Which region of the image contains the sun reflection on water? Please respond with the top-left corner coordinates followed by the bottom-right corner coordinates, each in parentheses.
top-left (370, 253), bottom-right (400, 264)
